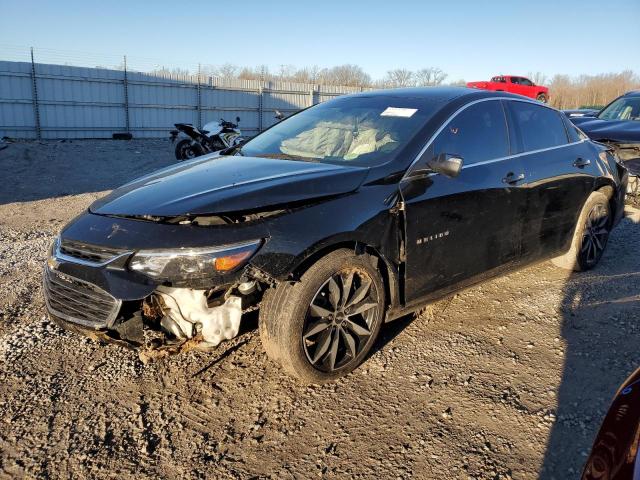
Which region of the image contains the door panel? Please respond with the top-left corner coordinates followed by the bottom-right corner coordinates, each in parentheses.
top-left (505, 100), bottom-right (596, 260)
top-left (401, 158), bottom-right (527, 303)
top-left (520, 142), bottom-right (595, 260)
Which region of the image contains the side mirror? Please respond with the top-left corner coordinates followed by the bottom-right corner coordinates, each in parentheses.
top-left (274, 109), bottom-right (284, 120)
top-left (236, 116), bottom-right (241, 123)
top-left (427, 153), bottom-right (463, 178)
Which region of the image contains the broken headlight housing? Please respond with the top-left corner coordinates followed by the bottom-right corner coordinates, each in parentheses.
top-left (128, 240), bottom-right (262, 281)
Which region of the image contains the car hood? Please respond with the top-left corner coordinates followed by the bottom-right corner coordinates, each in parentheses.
top-left (90, 154), bottom-right (370, 216)
top-left (571, 117), bottom-right (640, 143)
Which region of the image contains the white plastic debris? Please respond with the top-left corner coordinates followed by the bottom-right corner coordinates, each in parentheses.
top-left (155, 286), bottom-right (242, 347)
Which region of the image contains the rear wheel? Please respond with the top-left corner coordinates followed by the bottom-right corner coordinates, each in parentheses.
top-left (259, 249), bottom-right (385, 383)
top-left (174, 139), bottom-right (203, 161)
top-left (552, 191), bottom-right (611, 271)
top-left (536, 93), bottom-right (548, 103)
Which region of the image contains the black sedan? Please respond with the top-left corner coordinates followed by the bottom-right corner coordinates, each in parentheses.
top-left (44, 87), bottom-right (628, 382)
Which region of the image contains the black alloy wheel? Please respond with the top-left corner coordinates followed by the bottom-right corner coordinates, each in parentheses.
top-left (302, 268), bottom-right (380, 373)
top-left (580, 203), bottom-right (609, 267)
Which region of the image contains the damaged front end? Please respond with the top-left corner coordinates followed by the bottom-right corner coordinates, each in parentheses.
top-left (44, 231), bottom-right (271, 362)
top-left (41, 151), bottom-right (391, 361)
top-left (600, 141), bottom-right (640, 197)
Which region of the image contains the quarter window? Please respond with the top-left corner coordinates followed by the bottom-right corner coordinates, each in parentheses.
top-left (507, 101), bottom-right (568, 152)
top-left (563, 116), bottom-right (586, 143)
top-left (432, 101), bottom-right (509, 165)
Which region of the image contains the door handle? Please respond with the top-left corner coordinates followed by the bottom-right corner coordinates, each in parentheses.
top-left (502, 172), bottom-right (525, 185)
top-left (573, 157), bottom-right (591, 168)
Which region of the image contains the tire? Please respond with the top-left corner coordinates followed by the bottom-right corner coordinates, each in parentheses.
top-left (174, 139), bottom-right (203, 161)
top-left (552, 191), bottom-right (611, 271)
top-left (536, 93), bottom-right (548, 103)
top-left (259, 249), bottom-right (385, 383)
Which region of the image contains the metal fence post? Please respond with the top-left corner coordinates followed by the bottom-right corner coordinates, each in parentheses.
top-left (258, 84), bottom-right (264, 132)
top-left (309, 86), bottom-right (316, 107)
top-left (29, 47), bottom-right (41, 140)
top-left (197, 64), bottom-right (202, 129)
top-left (123, 55), bottom-right (130, 134)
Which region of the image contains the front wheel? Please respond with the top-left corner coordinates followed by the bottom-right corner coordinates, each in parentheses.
top-left (536, 93), bottom-right (548, 103)
top-left (259, 249), bottom-right (385, 383)
top-left (552, 191), bottom-right (611, 271)
top-left (174, 139), bottom-right (204, 161)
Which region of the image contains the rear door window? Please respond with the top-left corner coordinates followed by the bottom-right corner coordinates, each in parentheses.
top-left (507, 101), bottom-right (569, 152)
top-left (432, 100), bottom-right (509, 165)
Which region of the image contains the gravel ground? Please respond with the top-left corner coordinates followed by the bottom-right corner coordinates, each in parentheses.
top-left (0, 140), bottom-right (639, 479)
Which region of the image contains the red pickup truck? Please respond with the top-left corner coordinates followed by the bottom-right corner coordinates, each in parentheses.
top-left (467, 75), bottom-right (549, 103)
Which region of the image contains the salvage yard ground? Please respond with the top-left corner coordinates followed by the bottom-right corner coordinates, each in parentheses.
top-left (0, 140), bottom-right (639, 479)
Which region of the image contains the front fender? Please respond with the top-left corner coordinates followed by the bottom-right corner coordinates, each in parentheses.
top-left (250, 185), bottom-right (401, 282)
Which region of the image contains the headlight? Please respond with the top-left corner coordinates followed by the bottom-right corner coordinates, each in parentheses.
top-left (128, 240), bottom-right (262, 281)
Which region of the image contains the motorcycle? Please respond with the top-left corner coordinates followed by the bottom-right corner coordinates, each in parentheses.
top-left (170, 117), bottom-right (243, 161)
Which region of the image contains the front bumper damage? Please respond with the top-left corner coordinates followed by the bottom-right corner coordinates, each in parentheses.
top-left (603, 141), bottom-right (640, 197)
top-left (44, 261), bottom-right (264, 361)
top-left (154, 287), bottom-right (242, 348)
top-left (43, 217), bottom-right (271, 361)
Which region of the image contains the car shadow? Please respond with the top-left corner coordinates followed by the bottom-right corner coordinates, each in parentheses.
top-left (539, 210), bottom-right (640, 478)
top-left (373, 313), bottom-right (417, 353)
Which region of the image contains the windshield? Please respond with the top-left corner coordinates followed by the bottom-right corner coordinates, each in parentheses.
top-left (598, 96), bottom-right (640, 121)
top-left (238, 96), bottom-right (434, 166)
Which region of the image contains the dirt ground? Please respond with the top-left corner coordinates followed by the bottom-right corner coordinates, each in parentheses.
top-left (0, 140), bottom-right (639, 480)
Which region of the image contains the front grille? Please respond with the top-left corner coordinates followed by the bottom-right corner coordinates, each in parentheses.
top-left (43, 268), bottom-right (121, 328)
top-left (59, 239), bottom-right (125, 264)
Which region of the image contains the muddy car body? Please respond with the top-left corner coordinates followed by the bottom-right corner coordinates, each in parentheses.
top-left (44, 87), bottom-right (628, 382)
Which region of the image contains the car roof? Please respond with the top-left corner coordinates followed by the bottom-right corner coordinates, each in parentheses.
top-left (342, 86), bottom-right (525, 103)
top-left (624, 90), bottom-right (640, 97)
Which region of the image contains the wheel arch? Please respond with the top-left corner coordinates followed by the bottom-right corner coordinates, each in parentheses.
top-left (594, 182), bottom-right (619, 224)
top-left (288, 239), bottom-right (400, 313)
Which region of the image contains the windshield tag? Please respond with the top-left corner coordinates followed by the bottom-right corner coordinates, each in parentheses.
top-left (381, 107), bottom-right (417, 118)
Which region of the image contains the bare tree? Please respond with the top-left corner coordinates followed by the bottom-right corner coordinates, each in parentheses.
top-left (527, 71), bottom-right (548, 86)
top-left (277, 64), bottom-right (297, 80)
top-left (415, 67), bottom-right (448, 86)
top-left (237, 65), bottom-right (273, 82)
top-left (322, 64), bottom-right (371, 87)
top-left (384, 69), bottom-right (414, 87)
top-left (448, 78), bottom-right (467, 87)
top-left (548, 71), bottom-right (640, 109)
top-left (290, 65), bottom-right (323, 84)
top-left (216, 63), bottom-right (239, 80)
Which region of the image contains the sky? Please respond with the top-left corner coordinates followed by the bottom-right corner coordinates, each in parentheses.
top-left (1, 0), bottom-right (639, 82)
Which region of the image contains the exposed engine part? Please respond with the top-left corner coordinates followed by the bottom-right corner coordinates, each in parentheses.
top-left (238, 280), bottom-right (257, 295)
top-left (244, 264), bottom-right (278, 287)
top-left (605, 142), bottom-right (640, 162)
top-left (155, 286), bottom-right (242, 348)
